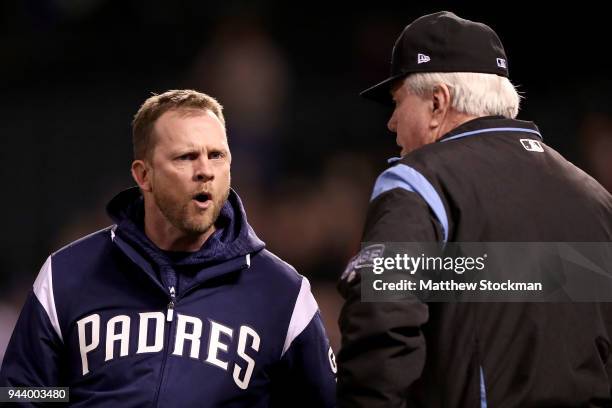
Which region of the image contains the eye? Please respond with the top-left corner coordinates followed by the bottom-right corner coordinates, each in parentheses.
top-left (209, 151), bottom-right (224, 160)
top-left (177, 152), bottom-right (198, 161)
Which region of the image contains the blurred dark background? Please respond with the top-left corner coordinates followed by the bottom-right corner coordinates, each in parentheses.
top-left (1, 0), bottom-right (612, 358)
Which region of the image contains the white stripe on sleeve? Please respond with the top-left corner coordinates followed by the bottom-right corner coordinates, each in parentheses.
top-left (33, 256), bottom-right (63, 342)
top-left (281, 277), bottom-right (318, 357)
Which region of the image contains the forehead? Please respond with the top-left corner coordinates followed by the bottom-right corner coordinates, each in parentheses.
top-left (153, 109), bottom-right (227, 148)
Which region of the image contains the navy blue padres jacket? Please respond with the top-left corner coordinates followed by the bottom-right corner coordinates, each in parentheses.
top-left (1, 187), bottom-right (337, 407)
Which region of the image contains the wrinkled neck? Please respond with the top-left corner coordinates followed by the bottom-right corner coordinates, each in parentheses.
top-left (437, 111), bottom-right (479, 141)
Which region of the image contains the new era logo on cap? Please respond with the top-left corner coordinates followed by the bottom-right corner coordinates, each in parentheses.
top-left (417, 53), bottom-right (430, 64)
top-left (496, 58), bottom-right (507, 69)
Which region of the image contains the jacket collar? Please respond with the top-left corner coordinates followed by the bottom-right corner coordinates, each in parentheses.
top-left (438, 116), bottom-right (542, 142)
top-left (387, 116), bottom-right (543, 164)
top-left (106, 187), bottom-right (265, 294)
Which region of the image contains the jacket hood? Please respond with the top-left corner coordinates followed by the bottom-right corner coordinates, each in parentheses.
top-left (106, 187), bottom-right (265, 272)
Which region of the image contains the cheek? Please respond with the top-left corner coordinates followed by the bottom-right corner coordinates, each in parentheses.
top-left (217, 163), bottom-right (231, 180)
top-left (397, 112), bottom-right (416, 134)
top-left (221, 167), bottom-right (231, 188)
top-left (154, 169), bottom-right (190, 194)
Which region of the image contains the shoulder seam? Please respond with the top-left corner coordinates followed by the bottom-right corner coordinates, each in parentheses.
top-left (52, 225), bottom-right (115, 257)
top-left (371, 163), bottom-right (449, 242)
top-left (33, 256), bottom-right (63, 342)
top-left (281, 276), bottom-right (318, 357)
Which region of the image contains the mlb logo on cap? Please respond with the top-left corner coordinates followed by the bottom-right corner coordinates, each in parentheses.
top-left (520, 139), bottom-right (544, 152)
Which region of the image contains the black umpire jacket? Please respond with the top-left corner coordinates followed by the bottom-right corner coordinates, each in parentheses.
top-left (338, 116), bottom-right (612, 407)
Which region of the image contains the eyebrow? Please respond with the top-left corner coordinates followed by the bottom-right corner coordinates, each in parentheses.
top-left (171, 145), bottom-right (229, 155)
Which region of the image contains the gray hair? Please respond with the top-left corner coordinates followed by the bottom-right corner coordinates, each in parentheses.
top-left (403, 72), bottom-right (521, 119)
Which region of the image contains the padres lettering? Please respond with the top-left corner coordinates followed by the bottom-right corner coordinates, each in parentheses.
top-left (76, 312), bottom-right (260, 389)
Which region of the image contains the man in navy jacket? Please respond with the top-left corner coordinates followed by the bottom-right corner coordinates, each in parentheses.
top-left (1, 89), bottom-right (337, 407)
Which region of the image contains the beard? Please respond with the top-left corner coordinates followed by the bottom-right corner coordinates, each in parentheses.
top-left (153, 185), bottom-right (230, 237)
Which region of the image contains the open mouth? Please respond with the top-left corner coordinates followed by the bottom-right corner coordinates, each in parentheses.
top-left (193, 192), bottom-right (211, 203)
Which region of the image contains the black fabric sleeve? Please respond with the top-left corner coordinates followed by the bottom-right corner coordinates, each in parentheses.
top-left (337, 188), bottom-right (441, 408)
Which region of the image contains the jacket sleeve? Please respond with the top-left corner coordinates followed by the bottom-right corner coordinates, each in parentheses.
top-left (270, 277), bottom-right (336, 408)
top-left (337, 187), bottom-right (442, 408)
top-left (0, 256), bottom-right (64, 390)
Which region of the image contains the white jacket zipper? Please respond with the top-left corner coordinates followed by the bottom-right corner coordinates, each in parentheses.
top-left (167, 286), bottom-right (176, 322)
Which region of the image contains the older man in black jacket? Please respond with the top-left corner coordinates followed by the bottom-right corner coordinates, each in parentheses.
top-left (337, 11), bottom-right (612, 408)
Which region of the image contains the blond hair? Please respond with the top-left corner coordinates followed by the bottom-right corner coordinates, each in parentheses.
top-left (132, 89), bottom-right (225, 160)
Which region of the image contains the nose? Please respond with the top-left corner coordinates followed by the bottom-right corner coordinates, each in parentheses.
top-left (194, 156), bottom-right (214, 182)
top-left (387, 110), bottom-right (397, 133)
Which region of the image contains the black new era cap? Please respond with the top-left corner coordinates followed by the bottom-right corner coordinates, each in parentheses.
top-left (361, 11), bottom-right (509, 105)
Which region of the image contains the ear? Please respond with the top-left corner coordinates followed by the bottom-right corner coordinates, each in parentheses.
top-left (131, 159), bottom-right (153, 192)
top-left (430, 83), bottom-right (452, 129)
